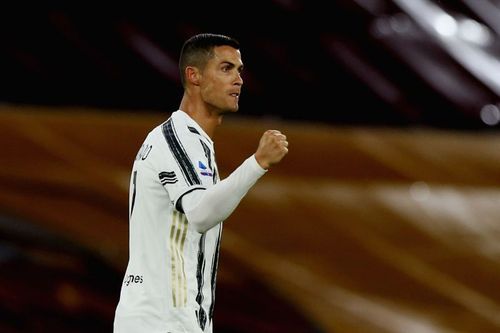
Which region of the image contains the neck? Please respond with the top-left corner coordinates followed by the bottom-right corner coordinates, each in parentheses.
top-left (179, 94), bottom-right (223, 139)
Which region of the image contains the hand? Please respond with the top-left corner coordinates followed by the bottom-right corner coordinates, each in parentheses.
top-left (254, 130), bottom-right (289, 169)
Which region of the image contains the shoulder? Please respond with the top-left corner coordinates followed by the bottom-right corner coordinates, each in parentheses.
top-left (144, 112), bottom-right (184, 143)
top-left (161, 112), bottom-right (207, 149)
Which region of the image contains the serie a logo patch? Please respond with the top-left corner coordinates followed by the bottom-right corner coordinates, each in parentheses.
top-left (198, 161), bottom-right (213, 177)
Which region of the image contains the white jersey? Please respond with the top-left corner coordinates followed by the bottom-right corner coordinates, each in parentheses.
top-left (114, 110), bottom-right (222, 333)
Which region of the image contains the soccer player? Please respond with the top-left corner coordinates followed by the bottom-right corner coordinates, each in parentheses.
top-left (113, 33), bottom-right (289, 333)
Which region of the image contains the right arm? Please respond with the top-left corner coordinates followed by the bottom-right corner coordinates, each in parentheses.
top-left (181, 130), bottom-right (289, 233)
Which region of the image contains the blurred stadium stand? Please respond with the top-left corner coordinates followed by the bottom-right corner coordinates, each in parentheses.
top-left (0, 0), bottom-right (499, 128)
top-left (1, 1), bottom-right (500, 332)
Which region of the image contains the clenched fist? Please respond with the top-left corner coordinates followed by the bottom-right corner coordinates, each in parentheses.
top-left (254, 130), bottom-right (289, 169)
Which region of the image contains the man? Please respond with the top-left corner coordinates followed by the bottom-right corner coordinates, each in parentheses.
top-left (113, 33), bottom-right (288, 333)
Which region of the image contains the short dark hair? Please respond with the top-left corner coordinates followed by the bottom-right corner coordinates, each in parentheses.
top-left (179, 33), bottom-right (240, 87)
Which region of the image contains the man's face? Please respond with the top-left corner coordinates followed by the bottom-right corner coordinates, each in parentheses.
top-left (199, 45), bottom-right (244, 113)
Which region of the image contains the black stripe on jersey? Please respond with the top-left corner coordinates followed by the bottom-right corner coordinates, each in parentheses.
top-left (162, 119), bottom-right (201, 186)
top-left (199, 139), bottom-right (220, 184)
top-left (209, 223), bottom-right (222, 323)
top-left (159, 171), bottom-right (178, 185)
top-left (195, 234), bottom-right (207, 331)
top-left (212, 167), bottom-right (218, 184)
top-left (199, 140), bottom-right (213, 172)
top-left (188, 126), bottom-right (200, 135)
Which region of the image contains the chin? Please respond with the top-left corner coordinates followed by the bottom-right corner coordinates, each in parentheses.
top-left (221, 106), bottom-right (239, 114)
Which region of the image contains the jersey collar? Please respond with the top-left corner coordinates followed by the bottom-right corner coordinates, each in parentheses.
top-left (175, 110), bottom-right (214, 145)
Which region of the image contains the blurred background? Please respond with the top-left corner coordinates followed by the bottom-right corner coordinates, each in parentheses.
top-left (1, 0), bottom-right (500, 332)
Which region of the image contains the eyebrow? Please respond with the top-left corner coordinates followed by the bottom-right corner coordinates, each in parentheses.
top-left (221, 61), bottom-right (244, 71)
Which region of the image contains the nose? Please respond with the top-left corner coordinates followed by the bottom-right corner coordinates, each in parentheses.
top-left (235, 72), bottom-right (243, 86)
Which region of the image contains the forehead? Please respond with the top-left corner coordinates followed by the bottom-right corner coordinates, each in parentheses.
top-left (210, 45), bottom-right (243, 66)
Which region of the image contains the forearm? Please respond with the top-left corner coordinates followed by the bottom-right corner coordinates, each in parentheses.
top-left (181, 154), bottom-right (267, 233)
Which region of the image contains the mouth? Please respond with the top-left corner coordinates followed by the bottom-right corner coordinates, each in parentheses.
top-left (229, 92), bottom-right (240, 99)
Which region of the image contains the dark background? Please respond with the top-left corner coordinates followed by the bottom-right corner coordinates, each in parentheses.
top-left (1, 0), bottom-right (498, 129)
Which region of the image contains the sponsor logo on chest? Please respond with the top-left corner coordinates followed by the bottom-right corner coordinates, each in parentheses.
top-left (198, 161), bottom-right (213, 177)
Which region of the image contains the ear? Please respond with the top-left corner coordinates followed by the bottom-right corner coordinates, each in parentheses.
top-left (185, 66), bottom-right (201, 86)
